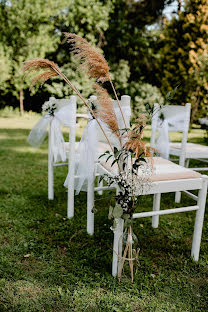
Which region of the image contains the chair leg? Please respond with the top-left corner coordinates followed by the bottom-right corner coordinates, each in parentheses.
top-left (185, 158), bottom-right (190, 168)
top-left (87, 176), bottom-right (94, 235)
top-left (97, 177), bottom-right (103, 195)
top-left (112, 218), bottom-right (124, 277)
top-left (175, 156), bottom-right (187, 203)
top-left (175, 191), bottom-right (181, 203)
top-left (48, 152), bottom-right (54, 200)
top-left (67, 173), bottom-right (75, 219)
top-left (191, 177), bottom-right (208, 261)
top-left (152, 193), bottom-right (161, 228)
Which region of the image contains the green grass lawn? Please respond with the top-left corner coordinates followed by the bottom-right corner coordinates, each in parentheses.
top-left (0, 113), bottom-right (208, 312)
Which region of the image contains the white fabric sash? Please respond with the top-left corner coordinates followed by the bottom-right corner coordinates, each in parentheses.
top-left (64, 103), bottom-right (131, 194)
top-left (27, 104), bottom-right (76, 162)
top-left (64, 118), bottom-right (100, 194)
top-left (155, 114), bottom-right (185, 159)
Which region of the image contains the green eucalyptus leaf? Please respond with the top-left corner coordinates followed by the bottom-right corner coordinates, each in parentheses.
top-left (112, 219), bottom-right (117, 230)
top-left (106, 154), bottom-right (113, 162)
top-left (165, 91), bottom-right (171, 100)
top-left (111, 159), bottom-right (118, 167)
top-left (91, 207), bottom-right (97, 214)
top-left (124, 218), bottom-right (132, 228)
top-left (122, 213), bottom-right (130, 220)
top-left (113, 204), bottom-right (123, 218)
top-left (114, 147), bottom-right (118, 155)
top-left (98, 153), bottom-right (106, 159)
top-left (108, 205), bottom-right (114, 219)
top-left (99, 175), bottom-right (104, 183)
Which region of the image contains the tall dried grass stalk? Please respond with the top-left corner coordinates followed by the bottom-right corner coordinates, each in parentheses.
top-left (24, 58), bottom-right (114, 153)
top-left (94, 83), bottom-right (120, 139)
top-left (64, 33), bottom-right (127, 129)
top-left (64, 33), bottom-right (110, 82)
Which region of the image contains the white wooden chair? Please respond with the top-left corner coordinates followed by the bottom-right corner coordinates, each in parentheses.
top-left (150, 103), bottom-right (208, 202)
top-left (92, 157), bottom-right (208, 277)
top-left (48, 95), bottom-right (79, 218)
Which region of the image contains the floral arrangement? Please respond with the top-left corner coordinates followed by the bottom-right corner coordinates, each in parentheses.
top-left (42, 97), bottom-right (58, 116)
top-left (24, 33), bottom-right (171, 281)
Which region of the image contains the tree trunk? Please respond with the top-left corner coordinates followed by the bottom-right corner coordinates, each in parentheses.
top-left (178, 0), bottom-right (181, 14)
top-left (19, 89), bottom-right (24, 116)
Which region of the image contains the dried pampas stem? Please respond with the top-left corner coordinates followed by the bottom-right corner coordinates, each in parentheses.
top-left (109, 78), bottom-right (127, 128)
top-left (64, 33), bottom-right (110, 82)
top-left (124, 115), bottom-right (153, 159)
top-left (64, 33), bottom-right (127, 129)
top-left (94, 83), bottom-right (120, 140)
top-left (24, 58), bottom-right (114, 153)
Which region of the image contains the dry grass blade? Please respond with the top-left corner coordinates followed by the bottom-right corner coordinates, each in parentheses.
top-left (124, 115), bottom-right (153, 159)
top-left (65, 32), bottom-right (127, 129)
top-left (64, 33), bottom-right (110, 82)
top-left (24, 58), bottom-right (60, 85)
top-left (31, 72), bottom-right (58, 86)
top-left (24, 58), bottom-right (115, 153)
top-left (94, 83), bottom-right (120, 138)
top-left (24, 58), bottom-right (60, 74)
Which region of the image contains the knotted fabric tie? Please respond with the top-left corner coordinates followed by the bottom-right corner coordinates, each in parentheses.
top-left (27, 103), bottom-right (76, 162)
top-left (155, 114), bottom-right (186, 159)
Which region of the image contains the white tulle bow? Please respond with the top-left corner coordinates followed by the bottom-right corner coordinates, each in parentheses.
top-left (155, 114), bottom-right (186, 159)
top-left (27, 99), bottom-right (76, 162)
top-left (64, 117), bottom-right (101, 194)
top-left (64, 102), bottom-right (131, 194)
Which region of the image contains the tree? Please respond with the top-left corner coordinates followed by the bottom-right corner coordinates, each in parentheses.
top-left (0, 43), bottom-right (11, 89)
top-left (103, 0), bottom-right (175, 83)
top-left (0, 0), bottom-right (68, 114)
top-left (44, 0), bottom-right (113, 104)
top-left (155, 0), bottom-right (208, 120)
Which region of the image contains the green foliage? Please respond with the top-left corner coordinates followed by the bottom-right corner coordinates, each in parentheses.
top-left (156, 0), bottom-right (208, 120)
top-left (0, 106), bottom-right (40, 118)
top-left (0, 0), bottom-right (206, 120)
top-left (110, 59), bottom-right (131, 93)
top-left (44, 57), bottom-right (96, 102)
top-left (103, 0), bottom-right (176, 87)
top-left (46, 0), bottom-right (113, 104)
top-left (128, 82), bottom-right (164, 120)
top-left (0, 44), bottom-right (11, 89)
top-left (0, 0), bottom-right (68, 106)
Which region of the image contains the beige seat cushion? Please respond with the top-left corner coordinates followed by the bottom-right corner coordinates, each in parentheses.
top-left (101, 157), bottom-right (201, 182)
top-left (151, 157), bottom-right (201, 181)
top-left (170, 142), bottom-right (208, 157)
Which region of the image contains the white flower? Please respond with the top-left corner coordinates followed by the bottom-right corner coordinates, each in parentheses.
top-left (42, 97), bottom-right (58, 114)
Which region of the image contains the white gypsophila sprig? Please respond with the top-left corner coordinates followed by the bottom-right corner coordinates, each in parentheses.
top-left (42, 97), bottom-right (58, 115)
top-left (135, 160), bottom-right (153, 195)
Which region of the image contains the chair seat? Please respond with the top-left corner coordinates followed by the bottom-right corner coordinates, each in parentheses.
top-left (151, 157), bottom-right (201, 181)
top-left (170, 142), bottom-right (208, 158)
top-left (101, 157), bottom-right (201, 182)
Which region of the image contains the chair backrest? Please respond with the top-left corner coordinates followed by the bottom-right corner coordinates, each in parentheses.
top-left (48, 95), bottom-right (77, 162)
top-left (150, 103), bottom-right (191, 161)
top-left (88, 95), bottom-right (131, 146)
top-left (113, 95), bottom-right (131, 129)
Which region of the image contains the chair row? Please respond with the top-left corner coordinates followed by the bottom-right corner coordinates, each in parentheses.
top-left (36, 95), bottom-right (208, 277)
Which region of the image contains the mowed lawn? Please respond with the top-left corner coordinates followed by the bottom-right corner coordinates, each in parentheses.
top-left (0, 113), bottom-right (208, 312)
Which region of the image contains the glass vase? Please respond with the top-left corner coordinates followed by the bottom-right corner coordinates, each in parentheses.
top-left (118, 225), bottom-right (139, 282)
